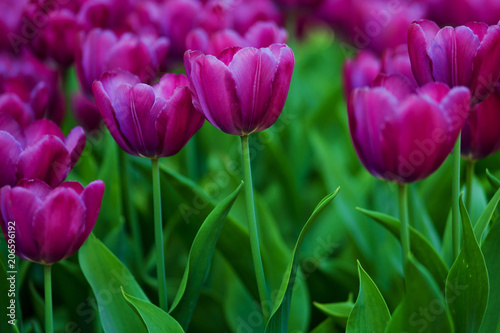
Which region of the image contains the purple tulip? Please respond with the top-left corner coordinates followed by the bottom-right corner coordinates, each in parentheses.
top-left (461, 86), bottom-right (500, 160)
top-left (77, 0), bottom-right (132, 32)
top-left (423, 0), bottom-right (500, 27)
top-left (76, 29), bottom-right (169, 95)
top-left (92, 69), bottom-right (204, 158)
top-left (72, 92), bottom-right (102, 131)
top-left (381, 44), bottom-right (418, 88)
top-left (0, 0), bottom-right (28, 51)
top-left (0, 179), bottom-right (104, 264)
top-left (408, 20), bottom-right (500, 104)
top-left (348, 74), bottom-right (471, 183)
top-left (231, 0), bottom-right (283, 36)
top-left (0, 119), bottom-right (86, 188)
top-left (184, 44), bottom-right (294, 135)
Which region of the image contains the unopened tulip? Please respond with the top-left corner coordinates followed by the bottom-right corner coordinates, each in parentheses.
top-left (461, 87), bottom-right (500, 160)
top-left (184, 44), bottom-right (294, 135)
top-left (0, 119), bottom-right (85, 187)
top-left (0, 179), bottom-right (104, 264)
top-left (408, 20), bottom-right (500, 104)
top-left (348, 74), bottom-right (471, 183)
top-left (92, 69), bottom-right (204, 157)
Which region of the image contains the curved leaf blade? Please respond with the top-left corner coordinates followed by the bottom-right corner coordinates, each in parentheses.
top-left (346, 263), bottom-right (390, 333)
top-left (313, 294), bottom-right (354, 319)
top-left (169, 183), bottom-right (243, 330)
top-left (79, 235), bottom-right (149, 333)
top-left (473, 185), bottom-right (500, 243)
top-left (122, 288), bottom-right (184, 333)
top-left (445, 196), bottom-right (489, 333)
top-left (265, 188), bottom-right (340, 333)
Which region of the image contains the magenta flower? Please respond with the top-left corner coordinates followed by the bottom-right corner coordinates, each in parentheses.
top-left (72, 92), bottom-right (102, 131)
top-left (408, 20), bottom-right (500, 104)
top-left (185, 44), bottom-right (294, 135)
top-left (348, 74), bottom-right (471, 183)
top-left (92, 69), bottom-right (204, 158)
top-left (76, 29), bottom-right (169, 95)
top-left (423, 0), bottom-right (500, 27)
top-left (0, 119), bottom-right (85, 188)
top-left (461, 86), bottom-right (500, 160)
top-left (0, 179), bottom-right (104, 265)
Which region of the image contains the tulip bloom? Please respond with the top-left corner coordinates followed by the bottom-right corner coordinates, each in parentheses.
top-left (0, 119), bottom-right (85, 188)
top-left (461, 87), bottom-right (500, 160)
top-left (408, 20), bottom-right (500, 104)
top-left (92, 69), bottom-right (204, 158)
top-left (0, 179), bottom-right (104, 264)
top-left (184, 44), bottom-right (294, 135)
top-left (348, 74), bottom-right (471, 183)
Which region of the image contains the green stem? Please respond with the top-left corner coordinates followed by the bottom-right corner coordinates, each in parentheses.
top-left (120, 151), bottom-right (143, 270)
top-left (398, 184), bottom-right (410, 264)
top-left (465, 160), bottom-right (475, 214)
top-left (151, 158), bottom-right (168, 311)
top-left (452, 134), bottom-right (461, 260)
top-left (44, 265), bottom-right (53, 333)
top-left (186, 137), bottom-right (198, 181)
top-left (240, 135), bottom-right (270, 321)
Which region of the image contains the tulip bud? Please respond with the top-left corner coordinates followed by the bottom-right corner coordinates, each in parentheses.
top-left (184, 43), bottom-right (294, 135)
top-left (0, 179), bottom-right (104, 265)
top-left (348, 74), bottom-right (471, 183)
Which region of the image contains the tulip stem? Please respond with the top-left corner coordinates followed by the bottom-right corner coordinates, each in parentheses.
top-left (241, 135), bottom-right (270, 321)
top-left (398, 184), bottom-right (410, 264)
top-left (44, 265), bottom-right (53, 333)
top-left (452, 134), bottom-right (461, 261)
top-left (465, 160), bottom-right (475, 213)
top-left (151, 158), bottom-right (168, 312)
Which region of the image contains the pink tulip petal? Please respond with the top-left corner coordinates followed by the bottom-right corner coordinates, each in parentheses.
top-left (65, 126), bottom-right (86, 168)
top-left (16, 179), bottom-right (53, 200)
top-left (0, 131), bottom-right (22, 187)
top-left (153, 73), bottom-right (190, 101)
top-left (23, 119), bottom-right (65, 147)
top-left (408, 20), bottom-right (440, 85)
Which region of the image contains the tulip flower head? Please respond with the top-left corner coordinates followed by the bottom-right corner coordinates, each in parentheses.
top-left (408, 19), bottom-right (500, 104)
top-left (92, 69), bottom-right (204, 158)
top-left (348, 74), bottom-right (471, 183)
top-left (184, 43), bottom-right (294, 136)
top-left (0, 179), bottom-right (104, 265)
top-left (461, 86), bottom-right (500, 160)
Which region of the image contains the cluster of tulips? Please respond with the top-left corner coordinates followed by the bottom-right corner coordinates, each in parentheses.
top-left (1, 0), bottom-right (500, 332)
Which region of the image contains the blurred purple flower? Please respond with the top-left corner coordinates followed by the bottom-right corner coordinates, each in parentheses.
top-left (92, 69), bottom-right (204, 158)
top-left (0, 119), bottom-right (85, 188)
top-left (348, 74), bottom-right (471, 183)
top-left (72, 92), bottom-right (102, 132)
top-left (184, 44), bottom-right (294, 135)
top-left (461, 86), bottom-right (500, 160)
top-left (408, 20), bottom-right (500, 104)
top-left (422, 0), bottom-right (500, 26)
top-left (0, 0), bottom-right (28, 51)
top-left (0, 178), bottom-right (104, 265)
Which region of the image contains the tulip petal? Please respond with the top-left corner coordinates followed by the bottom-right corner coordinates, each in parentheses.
top-left (0, 93), bottom-right (33, 126)
top-left (16, 179), bottom-right (53, 200)
top-left (0, 131), bottom-right (22, 187)
top-left (244, 22), bottom-right (288, 49)
top-left (58, 180), bottom-right (85, 195)
top-left (416, 82), bottom-right (451, 103)
top-left (469, 25), bottom-right (500, 104)
top-left (17, 136), bottom-right (71, 187)
top-left (33, 188), bottom-right (86, 264)
top-left (465, 22), bottom-right (489, 41)
top-left (156, 86), bottom-right (204, 156)
top-left (1, 186), bottom-right (42, 262)
top-left (189, 54), bottom-right (241, 135)
top-left (408, 20), bottom-right (440, 85)
top-left (217, 46), bottom-right (242, 66)
top-left (69, 179), bottom-right (104, 254)
top-left (113, 83), bottom-right (158, 157)
top-left (153, 73), bottom-right (190, 101)
top-left (65, 126), bottom-right (86, 168)
top-left (228, 47), bottom-right (277, 133)
top-left (440, 86), bottom-right (471, 140)
top-left (23, 119), bottom-right (65, 147)
top-left (372, 74), bottom-right (415, 101)
top-left (29, 82), bottom-right (49, 119)
top-left (0, 112), bottom-right (24, 144)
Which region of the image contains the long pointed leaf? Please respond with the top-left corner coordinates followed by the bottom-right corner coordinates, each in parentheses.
top-left (473, 185), bottom-right (500, 242)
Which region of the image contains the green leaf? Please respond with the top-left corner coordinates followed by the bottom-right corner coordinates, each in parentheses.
top-left (357, 208), bottom-right (448, 289)
top-left (386, 256), bottom-right (453, 333)
top-left (486, 169), bottom-right (500, 189)
top-left (310, 318), bottom-right (340, 333)
top-left (265, 188), bottom-right (340, 333)
top-left (0, 259), bottom-right (16, 333)
top-left (313, 294), bottom-right (354, 318)
top-left (79, 234), bottom-right (149, 333)
top-left (346, 263), bottom-right (390, 333)
top-left (479, 219), bottom-right (500, 333)
top-left (445, 197), bottom-right (489, 333)
top-left (169, 183), bottom-right (243, 330)
top-left (122, 288), bottom-right (184, 333)
top-left (473, 185), bottom-right (500, 243)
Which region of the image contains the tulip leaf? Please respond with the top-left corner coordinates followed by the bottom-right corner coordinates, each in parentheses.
top-left (310, 318), bottom-right (339, 333)
top-left (169, 182), bottom-right (243, 330)
top-left (79, 234), bottom-right (149, 333)
top-left (0, 259), bottom-right (16, 333)
top-left (479, 219), bottom-right (500, 333)
top-left (122, 288), bottom-right (184, 333)
top-left (265, 188), bottom-right (340, 333)
top-left (385, 255), bottom-right (453, 333)
top-left (346, 262), bottom-right (390, 333)
top-left (357, 208), bottom-right (448, 289)
top-left (486, 169), bottom-right (500, 188)
top-left (473, 183), bottom-right (500, 243)
top-left (445, 196), bottom-right (489, 333)
top-left (313, 294), bottom-right (354, 319)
